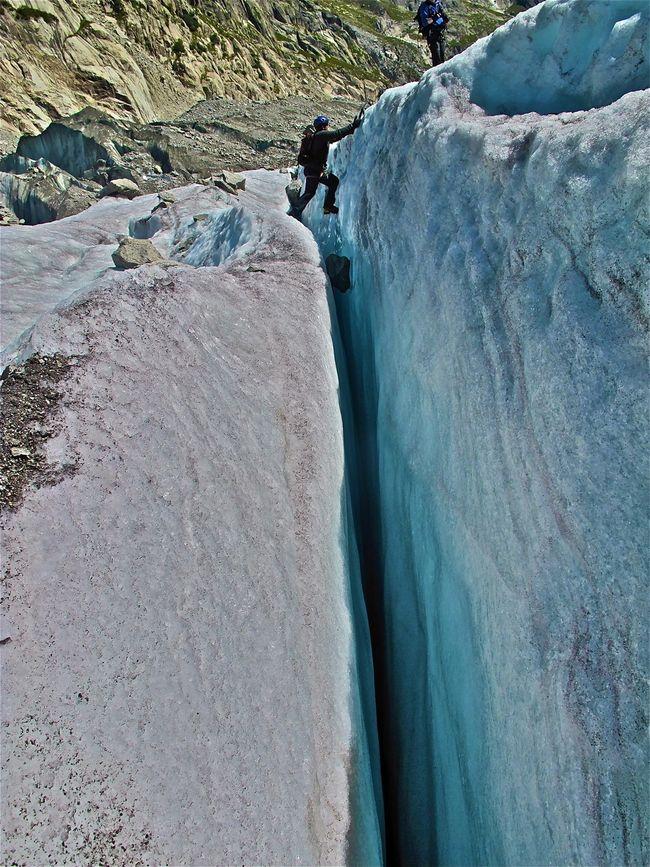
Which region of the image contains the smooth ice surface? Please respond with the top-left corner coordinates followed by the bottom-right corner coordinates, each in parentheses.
top-left (0, 173), bottom-right (383, 865)
top-left (308, 1), bottom-right (650, 864)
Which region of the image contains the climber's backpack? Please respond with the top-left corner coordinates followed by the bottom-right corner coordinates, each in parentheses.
top-left (297, 125), bottom-right (316, 167)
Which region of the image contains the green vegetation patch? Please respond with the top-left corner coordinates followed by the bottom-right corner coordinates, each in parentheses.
top-left (321, 0), bottom-right (377, 31)
top-left (447, 1), bottom-right (510, 51)
top-left (317, 55), bottom-right (383, 82)
top-left (14, 5), bottom-right (58, 23)
top-left (74, 16), bottom-right (91, 35)
top-left (180, 8), bottom-right (199, 31)
top-left (190, 34), bottom-right (208, 52)
top-left (108, 0), bottom-right (126, 19)
top-left (381, 0), bottom-right (415, 24)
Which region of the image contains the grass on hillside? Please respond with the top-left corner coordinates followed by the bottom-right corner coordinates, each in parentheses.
top-left (14, 5), bottom-right (58, 23)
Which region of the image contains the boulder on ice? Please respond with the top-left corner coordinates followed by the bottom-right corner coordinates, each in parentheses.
top-left (99, 177), bottom-right (141, 199)
top-left (111, 235), bottom-right (165, 269)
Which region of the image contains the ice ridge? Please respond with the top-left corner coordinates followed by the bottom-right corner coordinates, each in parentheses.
top-left (448, 0), bottom-right (649, 115)
top-left (0, 172), bottom-right (384, 865)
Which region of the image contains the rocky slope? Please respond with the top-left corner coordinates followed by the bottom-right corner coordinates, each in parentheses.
top-left (0, 0), bottom-right (513, 137)
top-left (0, 96), bottom-right (366, 224)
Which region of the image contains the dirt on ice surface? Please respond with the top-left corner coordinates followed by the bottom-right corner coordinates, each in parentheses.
top-left (0, 172), bottom-right (358, 864)
top-left (0, 353), bottom-right (76, 511)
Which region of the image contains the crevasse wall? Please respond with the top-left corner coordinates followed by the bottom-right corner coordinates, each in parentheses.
top-left (308, 1), bottom-right (649, 864)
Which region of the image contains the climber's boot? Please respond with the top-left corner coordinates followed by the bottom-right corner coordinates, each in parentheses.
top-left (323, 205), bottom-right (339, 215)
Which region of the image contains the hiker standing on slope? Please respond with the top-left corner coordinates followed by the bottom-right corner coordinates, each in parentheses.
top-left (416, 0), bottom-right (449, 67)
top-left (289, 113), bottom-right (363, 220)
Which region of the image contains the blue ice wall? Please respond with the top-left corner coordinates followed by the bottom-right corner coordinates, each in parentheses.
top-left (332, 293), bottom-right (387, 867)
top-left (309, 1), bottom-right (649, 864)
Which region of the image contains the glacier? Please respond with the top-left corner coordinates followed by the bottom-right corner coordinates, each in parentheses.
top-left (306, 1), bottom-right (649, 865)
top-left (0, 174), bottom-right (383, 865)
top-left (2, 0), bottom-right (649, 864)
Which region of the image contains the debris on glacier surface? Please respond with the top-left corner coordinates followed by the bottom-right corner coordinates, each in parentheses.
top-left (0, 172), bottom-right (383, 865)
top-left (111, 236), bottom-right (165, 269)
top-left (308, 1), bottom-right (649, 864)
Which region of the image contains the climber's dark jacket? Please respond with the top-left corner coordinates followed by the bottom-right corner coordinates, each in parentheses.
top-left (416, 0), bottom-right (448, 30)
top-left (303, 122), bottom-right (357, 176)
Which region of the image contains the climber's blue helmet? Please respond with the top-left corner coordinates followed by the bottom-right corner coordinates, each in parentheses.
top-left (314, 115), bottom-right (330, 130)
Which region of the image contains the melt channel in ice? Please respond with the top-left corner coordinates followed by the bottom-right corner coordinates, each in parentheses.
top-left (0, 174), bottom-right (383, 865)
top-left (307, 1), bottom-right (649, 865)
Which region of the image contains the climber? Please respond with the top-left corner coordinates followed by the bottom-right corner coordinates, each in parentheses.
top-left (415, 0), bottom-right (449, 67)
top-left (288, 112), bottom-right (363, 220)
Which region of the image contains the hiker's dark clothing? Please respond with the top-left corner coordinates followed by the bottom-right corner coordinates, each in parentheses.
top-left (426, 26), bottom-right (445, 65)
top-left (416, 0), bottom-right (446, 28)
top-left (294, 121), bottom-right (356, 216)
top-left (416, 0), bottom-right (448, 66)
top-left (302, 122), bottom-right (356, 177)
top-left (294, 171), bottom-right (339, 214)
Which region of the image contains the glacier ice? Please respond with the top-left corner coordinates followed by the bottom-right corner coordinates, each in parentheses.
top-left (450, 0), bottom-right (649, 115)
top-left (0, 173), bottom-right (383, 865)
top-left (173, 206), bottom-right (255, 267)
top-left (307, 1), bottom-right (649, 864)
top-left (0, 189), bottom-right (164, 353)
top-left (2, 0), bottom-right (649, 863)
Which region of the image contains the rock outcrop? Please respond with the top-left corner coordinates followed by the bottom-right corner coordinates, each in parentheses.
top-left (99, 177), bottom-right (140, 199)
top-left (0, 155), bottom-right (99, 223)
top-left (0, 0), bottom-right (513, 137)
top-left (0, 202), bottom-right (22, 225)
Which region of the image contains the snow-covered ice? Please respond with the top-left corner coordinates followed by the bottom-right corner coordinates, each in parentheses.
top-left (0, 173), bottom-right (382, 864)
top-left (307, 1), bottom-right (649, 864)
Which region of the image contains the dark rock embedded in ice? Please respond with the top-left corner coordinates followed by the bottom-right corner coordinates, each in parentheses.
top-left (325, 254), bottom-right (351, 293)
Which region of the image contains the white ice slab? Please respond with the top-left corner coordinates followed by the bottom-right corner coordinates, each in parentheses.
top-left (1, 171), bottom-right (381, 865)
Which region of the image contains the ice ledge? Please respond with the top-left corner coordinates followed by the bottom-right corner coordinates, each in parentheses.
top-left (0, 172), bottom-right (380, 865)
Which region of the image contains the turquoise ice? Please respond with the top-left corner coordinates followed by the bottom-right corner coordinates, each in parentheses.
top-left (309, 1), bottom-right (649, 864)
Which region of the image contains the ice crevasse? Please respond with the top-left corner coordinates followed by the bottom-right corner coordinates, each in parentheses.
top-left (308, 1), bottom-right (649, 865)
